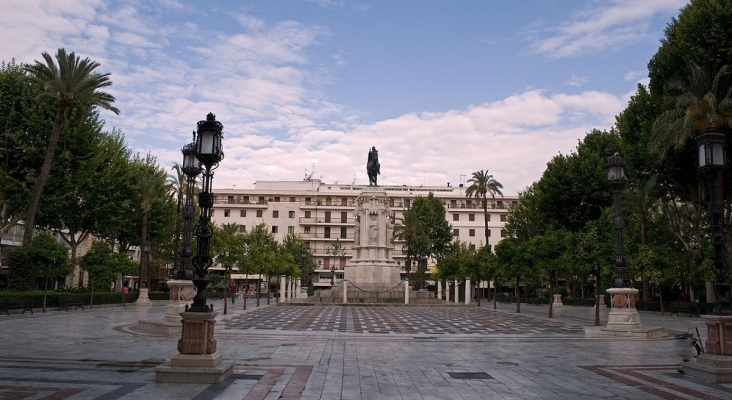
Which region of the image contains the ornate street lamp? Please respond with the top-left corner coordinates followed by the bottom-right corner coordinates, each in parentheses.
top-left (606, 152), bottom-right (631, 288)
top-left (697, 125), bottom-right (731, 315)
top-left (176, 138), bottom-right (201, 281)
top-left (189, 113), bottom-right (224, 312)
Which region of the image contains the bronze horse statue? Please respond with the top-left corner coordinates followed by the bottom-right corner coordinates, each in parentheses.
top-left (367, 146), bottom-right (380, 186)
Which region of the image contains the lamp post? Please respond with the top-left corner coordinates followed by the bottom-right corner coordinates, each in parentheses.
top-left (189, 113), bottom-right (224, 313)
top-left (606, 152), bottom-right (631, 288)
top-left (697, 125), bottom-right (731, 315)
top-left (176, 139), bottom-right (200, 281)
top-left (300, 249), bottom-right (307, 296)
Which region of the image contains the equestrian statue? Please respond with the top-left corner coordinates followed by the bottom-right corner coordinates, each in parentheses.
top-left (367, 146), bottom-right (380, 186)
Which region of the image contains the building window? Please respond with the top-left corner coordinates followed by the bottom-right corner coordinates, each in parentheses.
top-left (340, 226), bottom-right (347, 239)
top-left (288, 226), bottom-right (294, 233)
top-left (305, 197), bottom-right (311, 205)
top-left (500, 214), bottom-right (506, 222)
top-left (224, 209), bottom-right (230, 217)
top-left (256, 210), bottom-right (263, 218)
top-left (304, 226), bottom-right (311, 233)
top-left (323, 258), bottom-right (330, 269)
top-left (404, 199), bottom-right (410, 207)
top-left (469, 244), bottom-right (476, 250)
top-left (305, 210), bottom-right (311, 218)
top-left (324, 227), bottom-right (331, 239)
top-left (239, 225), bottom-right (246, 231)
top-left (227, 195), bottom-right (234, 204)
top-left (289, 211), bottom-right (295, 218)
top-left (340, 257), bottom-right (346, 267)
top-left (272, 226), bottom-right (278, 233)
top-left (453, 213), bottom-right (459, 221)
top-left (487, 214), bottom-right (491, 221)
top-left (487, 230), bottom-right (491, 237)
top-left (341, 212), bottom-right (347, 223)
top-left (273, 210), bottom-right (279, 218)
top-left (390, 198), bottom-right (395, 207)
top-left (469, 229), bottom-right (475, 237)
top-left (240, 210), bottom-right (246, 217)
top-left (258, 196), bottom-right (265, 204)
top-left (274, 197), bottom-right (280, 202)
top-left (211, 210), bottom-right (215, 217)
top-left (501, 229), bottom-right (506, 237)
top-left (290, 196), bottom-right (296, 202)
top-left (325, 211), bottom-right (331, 223)
top-left (325, 197), bottom-right (332, 206)
top-left (469, 213), bottom-right (475, 221)
top-left (453, 229), bottom-right (459, 236)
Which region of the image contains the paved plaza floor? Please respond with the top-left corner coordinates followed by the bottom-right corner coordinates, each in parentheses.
top-left (1, 298), bottom-right (731, 399)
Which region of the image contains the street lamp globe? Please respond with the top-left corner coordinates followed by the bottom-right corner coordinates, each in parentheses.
top-left (195, 113), bottom-right (224, 167)
top-left (697, 124), bottom-right (726, 172)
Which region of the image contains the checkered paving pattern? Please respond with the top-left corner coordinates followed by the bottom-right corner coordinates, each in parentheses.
top-left (223, 306), bottom-right (585, 335)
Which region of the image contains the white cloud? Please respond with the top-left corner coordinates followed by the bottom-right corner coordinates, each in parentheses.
top-left (531, 0), bottom-right (687, 59)
top-left (566, 75), bottom-right (589, 87)
top-left (0, 1), bottom-right (630, 196)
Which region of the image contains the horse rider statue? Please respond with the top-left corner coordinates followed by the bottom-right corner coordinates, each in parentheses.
top-left (367, 146), bottom-right (380, 186)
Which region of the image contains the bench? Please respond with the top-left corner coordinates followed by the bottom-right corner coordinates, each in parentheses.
top-left (59, 295), bottom-right (85, 311)
top-left (0, 297), bottom-right (33, 315)
top-left (669, 301), bottom-right (699, 317)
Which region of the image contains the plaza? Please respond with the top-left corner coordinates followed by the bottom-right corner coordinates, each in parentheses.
top-left (1, 300), bottom-right (730, 399)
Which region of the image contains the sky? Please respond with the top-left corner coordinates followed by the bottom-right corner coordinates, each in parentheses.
top-left (0, 0), bottom-right (690, 194)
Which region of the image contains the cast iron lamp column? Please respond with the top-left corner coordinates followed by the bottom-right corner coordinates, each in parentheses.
top-left (606, 153), bottom-right (631, 288)
top-left (176, 139), bottom-right (201, 281)
top-left (697, 125), bottom-right (731, 315)
top-left (300, 249), bottom-right (307, 296)
top-left (189, 113), bottom-right (224, 313)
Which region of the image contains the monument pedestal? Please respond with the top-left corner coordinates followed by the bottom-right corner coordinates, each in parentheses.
top-left (553, 294), bottom-right (563, 307)
top-left (134, 288), bottom-right (151, 306)
top-left (155, 311), bottom-right (233, 383)
top-left (585, 288), bottom-right (663, 338)
top-left (682, 315), bottom-right (732, 383)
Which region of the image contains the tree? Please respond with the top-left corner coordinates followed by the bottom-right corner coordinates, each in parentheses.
top-left (394, 207), bottom-right (428, 277)
top-left (623, 176), bottom-right (660, 300)
top-left (211, 223), bottom-right (245, 313)
top-left (403, 192), bottom-right (453, 259)
top-left (242, 223), bottom-right (279, 306)
top-left (465, 169), bottom-right (504, 246)
top-left (21, 48), bottom-right (119, 245)
top-left (525, 230), bottom-right (572, 318)
top-left (495, 238), bottom-right (533, 313)
top-left (79, 242), bottom-right (136, 308)
top-left (281, 232), bottom-right (314, 286)
top-left (648, 0), bottom-right (732, 99)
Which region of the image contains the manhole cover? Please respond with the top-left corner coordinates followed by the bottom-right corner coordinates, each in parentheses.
top-left (497, 361), bottom-right (518, 366)
top-left (448, 372), bottom-right (493, 380)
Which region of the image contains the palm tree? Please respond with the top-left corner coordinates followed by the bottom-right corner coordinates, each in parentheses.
top-left (22, 48), bottom-right (119, 245)
top-left (393, 210), bottom-right (426, 283)
top-left (131, 171), bottom-right (166, 289)
top-left (651, 64), bottom-right (732, 159)
top-left (465, 170), bottom-right (504, 246)
top-left (168, 163), bottom-right (186, 270)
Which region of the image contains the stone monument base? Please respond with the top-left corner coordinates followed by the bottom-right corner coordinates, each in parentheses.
top-left (154, 311), bottom-right (232, 383)
top-left (154, 357), bottom-right (235, 384)
top-left (134, 288), bottom-right (151, 306)
top-left (310, 283), bottom-right (442, 305)
top-left (343, 264), bottom-right (400, 286)
top-left (585, 288), bottom-right (663, 338)
top-left (682, 315), bottom-right (732, 383)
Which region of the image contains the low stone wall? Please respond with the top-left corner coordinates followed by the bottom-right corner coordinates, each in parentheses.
top-left (311, 283), bottom-right (441, 305)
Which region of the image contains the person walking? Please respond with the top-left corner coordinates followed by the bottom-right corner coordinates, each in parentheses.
top-left (230, 283), bottom-right (237, 304)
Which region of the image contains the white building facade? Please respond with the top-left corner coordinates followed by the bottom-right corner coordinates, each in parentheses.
top-left (211, 179), bottom-right (516, 289)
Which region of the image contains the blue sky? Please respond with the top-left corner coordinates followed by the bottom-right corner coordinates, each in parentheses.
top-left (0, 0), bottom-right (689, 194)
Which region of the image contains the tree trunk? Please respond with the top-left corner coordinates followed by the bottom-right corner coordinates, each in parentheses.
top-left (515, 277), bottom-right (521, 313)
top-left (659, 285), bottom-right (665, 315)
top-left (256, 277), bottom-right (261, 307)
top-left (139, 212), bottom-right (148, 289)
top-left (482, 196), bottom-right (490, 246)
top-left (243, 266), bottom-right (250, 310)
top-left (493, 277), bottom-right (497, 310)
top-left (23, 107), bottom-right (66, 245)
top-left (266, 273), bottom-right (271, 305)
top-left (595, 263), bottom-right (600, 326)
top-left (548, 271), bottom-right (554, 318)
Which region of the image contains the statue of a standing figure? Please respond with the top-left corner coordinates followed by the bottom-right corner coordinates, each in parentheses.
top-left (367, 146), bottom-right (380, 186)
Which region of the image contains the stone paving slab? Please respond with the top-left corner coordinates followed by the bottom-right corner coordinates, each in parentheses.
top-left (0, 298), bottom-right (729, 399)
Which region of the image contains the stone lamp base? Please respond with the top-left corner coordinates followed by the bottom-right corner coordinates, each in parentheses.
top-left (585, 288), bottom-right (663, 338)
